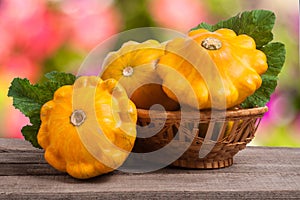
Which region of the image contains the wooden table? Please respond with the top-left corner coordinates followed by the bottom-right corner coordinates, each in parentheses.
top-left (0, 138), bottom-right (299, 199)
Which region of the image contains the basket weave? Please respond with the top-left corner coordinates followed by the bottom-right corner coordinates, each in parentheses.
top-left (133, 106), bottom-right (268, 169)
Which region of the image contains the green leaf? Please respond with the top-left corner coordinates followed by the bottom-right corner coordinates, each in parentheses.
top-left (190, 10), bottom-right (275, 48)
top-left (241, 42), bottom-right (286, 108)
top-left (7, 71), bottom-right (76, 149)
top-left (44, 71), bottom-right (76, 84)
top-left (191, 13), bottom-right (240, 32)
top-left (40, 71), bottom-right (76, 99)
top-left (237, 10), bottom-right (275, 48)
top-left (8, 79), bottom-right (44, 120)
top-left (21, 124), bottom-right (41, 149)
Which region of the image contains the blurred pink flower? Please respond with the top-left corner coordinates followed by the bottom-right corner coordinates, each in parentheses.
top-left (0, 29), bottom-right (14, 63)
top-left (293, 13), bottom-right (299, 36)
top-left (16, 11), bottom-right (69, 61)
top-left (293, 114), bottom-right (300, 133)
top-left (149, 0), bottom-right (207, 32)
top-left (4, 105), bottom-right (29, 138)
top-left (0, 0), bottom-right (46, 22)
top-left (1, 54), bottom-right (41, 81)
top-left (60, 0), bottom-right (121, 50)
top-left (259, 92), bottom-right (297, 131)
top-left (0, 0), bottom-right (69, 61)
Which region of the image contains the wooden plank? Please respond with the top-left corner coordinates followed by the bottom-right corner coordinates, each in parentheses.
top-left (0, 138), bottom-right (42, 153)
top-left (1, 144), bottom-right (299, 176)
top-left (0, 174), bottom-right (299, 199)
top-left (0, 138), bottom-right (300, 199)
top-left (2, 190), bottom-right (299, 200)
top-left (1, 149), bottom-right (300, 176)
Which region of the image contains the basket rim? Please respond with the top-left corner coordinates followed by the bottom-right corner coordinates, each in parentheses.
top-left (137, 106), bottom-right (268, 120)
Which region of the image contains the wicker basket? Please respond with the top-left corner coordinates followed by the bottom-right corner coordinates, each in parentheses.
top-left (133, 106), bottom-right (268, 169)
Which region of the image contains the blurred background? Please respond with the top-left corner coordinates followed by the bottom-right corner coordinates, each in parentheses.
top-left (0, 0), bottom-right (299, 147)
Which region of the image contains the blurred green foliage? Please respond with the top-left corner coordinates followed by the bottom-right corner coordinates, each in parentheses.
top-left (115, 0), bottom-right (156, 30)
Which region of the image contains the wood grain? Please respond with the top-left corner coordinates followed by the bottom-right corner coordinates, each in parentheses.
top-left (0, 138), bottom-right (299, 199)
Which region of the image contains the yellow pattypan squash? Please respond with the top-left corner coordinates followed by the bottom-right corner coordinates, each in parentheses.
top-left (157, 28), bottom-right (268, 109)
top-left (101, 40), bottom-right (179, 111)
top-left (37, 76), bottom-right (137, 179)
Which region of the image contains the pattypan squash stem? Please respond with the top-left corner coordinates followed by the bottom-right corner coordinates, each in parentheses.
top-left (70, 109), bottom-right (86, 126)
top-left (201, 37), bottom-right (222, 50)
top-left (123, 66), bottom-right (134, 77)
